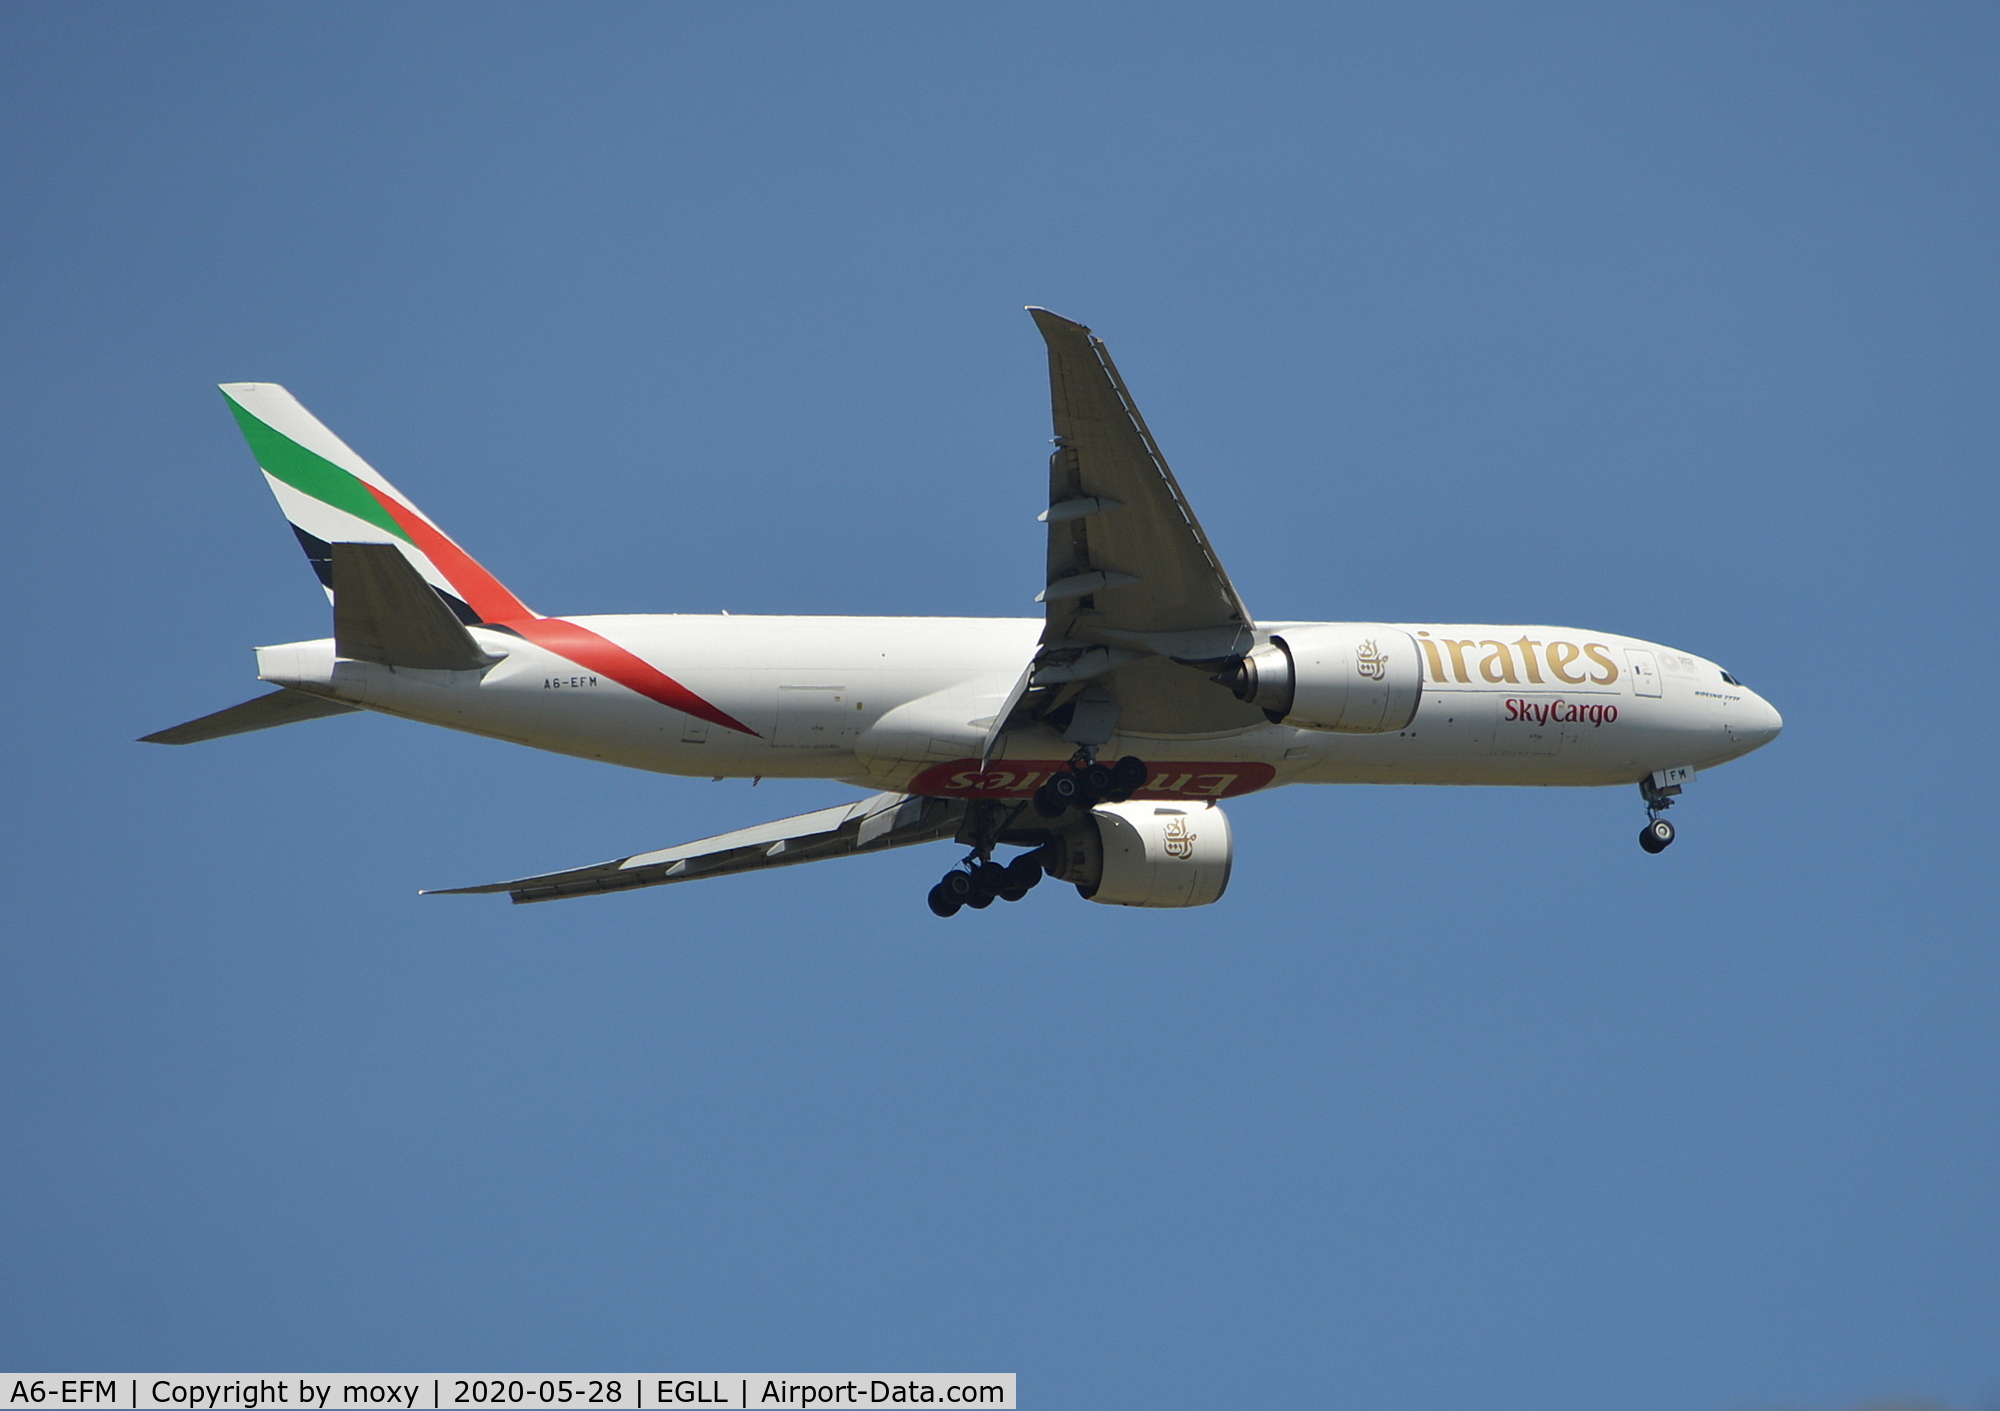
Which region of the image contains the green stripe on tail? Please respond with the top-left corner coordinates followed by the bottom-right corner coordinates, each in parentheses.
top-left (222, 392), bottom-right (410, 543)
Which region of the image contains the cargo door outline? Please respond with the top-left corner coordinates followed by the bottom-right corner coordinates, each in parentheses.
top-left (1625, 649), bottom-right (1663, 698)
top-left (775, 685), bottom-right (855, 749)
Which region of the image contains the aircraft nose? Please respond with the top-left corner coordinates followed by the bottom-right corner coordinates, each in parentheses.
top-left (1735, 693), bottom-right (1783, 753)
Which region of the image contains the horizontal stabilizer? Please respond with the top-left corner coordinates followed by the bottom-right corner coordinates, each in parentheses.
top-left (333, 541), bottom-right (496, 671)
top-left (427, 792), bottom-right (964, 904)
top-left (140, 688), bottom-right (358, 745)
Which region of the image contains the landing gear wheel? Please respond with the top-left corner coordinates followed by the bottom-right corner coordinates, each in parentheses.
top-left (1036, 771), bottom-right (1084, 817)
top-left (972, 861), bottom-right (1009, 896)
top-left (927, 882), bottom-right (962, 917)
top-left (965, 891), bottom-right (995, 909)
top-left (1081, 762), bottom-right (1115, 800)
top-left (1640, 818), bottom-right (1676, 854)
top-left (996, 853), bottom-right (1043, 902)
top-left (1107, 756), bottom-right (1149, 800)
top-left (939, 870), bottom-right (976, 902)
top-left (1004, 853), bottom-right (1045, 894)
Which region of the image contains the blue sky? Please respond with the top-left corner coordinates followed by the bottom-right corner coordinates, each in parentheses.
top-left (3, 4), bottom-right (1995, 1407)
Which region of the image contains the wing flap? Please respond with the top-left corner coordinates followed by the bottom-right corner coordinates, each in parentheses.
top-left (427, 792), bottom-right (964, 904)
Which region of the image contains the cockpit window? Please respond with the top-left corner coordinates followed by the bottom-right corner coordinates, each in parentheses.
top-left (1719, 671), bottom-right (1742, 686)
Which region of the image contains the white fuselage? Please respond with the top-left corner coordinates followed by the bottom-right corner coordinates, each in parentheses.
top-left (255, 615), bottom-right (1783, 800)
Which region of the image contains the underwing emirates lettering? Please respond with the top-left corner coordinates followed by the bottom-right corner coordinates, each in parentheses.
top-left (944, 768), bottom-right (1238, 797)
top-left (1415, 632), bottom-right (1620, 687)
top-left (908, 759), bottom-right (1278, 799)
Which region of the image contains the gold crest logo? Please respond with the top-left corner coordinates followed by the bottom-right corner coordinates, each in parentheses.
top-left (1163, 816), bottom-right (1196, 859)
top-left (1355, 638), bottom-right (1388, 682)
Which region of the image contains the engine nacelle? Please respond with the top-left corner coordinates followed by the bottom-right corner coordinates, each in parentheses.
top-left (1041, 800), bottom-right (1233, 908)
top-left (1220, 624), bottom-right (1422, 734)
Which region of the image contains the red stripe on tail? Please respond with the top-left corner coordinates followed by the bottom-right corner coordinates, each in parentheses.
top-left (361, 484), bottom-right (534, 624)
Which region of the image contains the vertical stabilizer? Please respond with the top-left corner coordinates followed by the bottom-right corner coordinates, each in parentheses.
top-left (220, 383), bottom-right (534, 625)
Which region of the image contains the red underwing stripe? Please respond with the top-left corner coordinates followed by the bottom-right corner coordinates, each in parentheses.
top-left (908, 759), bottom-right (1276, 798)
top-left (508, 617), bottom-right (761, 737)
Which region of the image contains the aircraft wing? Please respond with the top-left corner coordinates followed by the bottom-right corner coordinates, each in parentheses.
top-left (426, 791), bottom-right (965, 904)
top-left (1023, 308), bottom-right (1266, 737)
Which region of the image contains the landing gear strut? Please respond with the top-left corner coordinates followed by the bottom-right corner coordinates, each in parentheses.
top-left (1638, 774), bottom-right (1679, 854)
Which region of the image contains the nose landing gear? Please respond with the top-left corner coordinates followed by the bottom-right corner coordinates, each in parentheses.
top-left (1637, 771), bottom-right (1684, 854)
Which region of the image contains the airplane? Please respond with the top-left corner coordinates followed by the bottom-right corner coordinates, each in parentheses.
top-left (145, 308), bottom-right (1783, 915)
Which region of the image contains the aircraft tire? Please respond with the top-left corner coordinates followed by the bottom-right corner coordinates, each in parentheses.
top-left (940, 870), bottom-right (976, 902)
top-left (1640, 819), bottom-right (1676, 853)
top-left (1111, 756), bottom-right (1149, 794)
top-left (1081, 763), bottom-right (1115, 799)
top-left (927, 883), bottom-right (962, 917)
top-left (1039, 772), bottom-right (1083, 816)
top-left (1004, 854), bottom-right (1044, 893)
top-left (965, 891), bottom-right (995, 909)
top-left (973, 861), bottom-right (1009, 896)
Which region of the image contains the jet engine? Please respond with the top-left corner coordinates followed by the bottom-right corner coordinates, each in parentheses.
top-left (1041, 800), bottom-right (1233, 908)
top-left (1219, 624), bottom-right (1422, 734)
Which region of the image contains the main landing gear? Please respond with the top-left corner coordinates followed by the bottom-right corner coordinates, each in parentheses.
top-left (928, 751), bottom-right (1151, 917)
top-left (1638, 774), bottom-right (1680, 854)
top-left (928, 852), bottom-right (1046, 917)
top-left (1032, 753), bottom-right (1149, 818)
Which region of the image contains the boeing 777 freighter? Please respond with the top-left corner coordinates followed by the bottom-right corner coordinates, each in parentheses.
top-left (146, 309), bottom-right (1782, 914)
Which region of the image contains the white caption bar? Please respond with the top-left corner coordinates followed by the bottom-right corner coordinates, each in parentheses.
top-left (1, 1380), bottom-right (1014, 1411)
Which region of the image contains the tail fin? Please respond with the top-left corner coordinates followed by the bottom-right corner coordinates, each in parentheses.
top-left (220, 383), bottom-right (534, 625)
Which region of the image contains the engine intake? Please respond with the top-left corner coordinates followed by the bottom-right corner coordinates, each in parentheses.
top-left (1041, 800), bottom-right (1233, 908)
top-left (1220, 624), bottom-right (1422, 734)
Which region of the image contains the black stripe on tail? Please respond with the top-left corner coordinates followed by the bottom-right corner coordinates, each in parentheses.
top-left (291, 525), bottom-right (481, 625)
